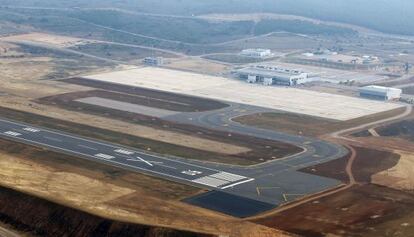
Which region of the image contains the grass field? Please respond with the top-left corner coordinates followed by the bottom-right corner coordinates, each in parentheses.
top-left (234, 107), bottom-right (406, 137)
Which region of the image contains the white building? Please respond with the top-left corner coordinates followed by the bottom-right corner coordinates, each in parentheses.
top-left (236, 66), bottom-right (311, 86)
top-left (359, 85), bottom-right (402, 101)
top-left (240, 48), bottom-right (272, 58)
top-left (143, 57), bottom-right (164, 66)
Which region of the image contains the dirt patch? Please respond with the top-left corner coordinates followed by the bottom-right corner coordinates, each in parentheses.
top-left (41, 82), bottom-right (229, 112)
top-left (254, 184), bottom-right (414, 237)
top-left (71, 42), bottom-right (178, 62)
top-left (375, 76), bottom-right (414, 87)
top-left (0, 186), bottom-right (211, 237)
top-left (1, 32), bottom-right (90, 48)
top-left (372, 151), bottom-right (414, 191)
top-left (300, 146), bottom-right (400, 183)
top-left (402, 86), bottom-right (414, 95)
top-left (166, 57), bottom-right (230, 75)
top-left (234, 108), bottom-right (405, 137)
top-left (376, 119), bottom-right (414, 142)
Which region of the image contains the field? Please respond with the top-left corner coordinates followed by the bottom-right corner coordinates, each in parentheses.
top-left (234, 107), bottom-right (406, 137)
top-left (202, 54), bottom-right (277, 64)
top-left (83, 67), bottom-right (402, 121)
top-left (70, 42), bottom-right (179, 62)
top-left (375, 119), bottom-right (414, 142)
top-left (403, 86), bottom-right (414, 95)
top-left (1, 32), bottom-right (90, 48)
top-left (166, 57), bottom-right (231, 75)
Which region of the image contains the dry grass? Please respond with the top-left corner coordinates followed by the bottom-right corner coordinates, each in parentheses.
top-left (1, 32), bottom-right (93, 48)
top-left (372, 151), bottom-right (414, 191)
top-left (166, 57), bottom-right (230, 75)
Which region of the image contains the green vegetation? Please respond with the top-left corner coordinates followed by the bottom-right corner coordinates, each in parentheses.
top-left (254, 19), bottom-right (356, 36)
top-left (2, 0), bottom-right (414, 35)
top-left (70, 43), bottom-right (177, 61)
top-left (69, 10), bottom-right (254, 44)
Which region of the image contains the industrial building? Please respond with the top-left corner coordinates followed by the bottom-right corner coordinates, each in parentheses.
top-left (143, 57), bottom-right (164, 66)
top-left (235, 65), bottom-right (313, 86)
top-left (359, 85), bottom-right (402, 101)
top-left (240, 48), bottom-right (272, 58)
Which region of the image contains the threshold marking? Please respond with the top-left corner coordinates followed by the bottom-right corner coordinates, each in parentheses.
top-left (23, 127), bottom-right (40, 132)
top-left (4, 131), bottom-right (21, 137)
top-left (114, 149), bottom-right (134, 155)
top-left (192, 171), bottom-right (254, 189)
top-left (94, 153), bottom-right (115, 160)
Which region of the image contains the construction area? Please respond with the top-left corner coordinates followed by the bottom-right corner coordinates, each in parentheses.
top-left (83, 67), bottom-right (402, 121)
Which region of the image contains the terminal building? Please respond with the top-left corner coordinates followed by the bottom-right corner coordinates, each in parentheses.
top-left (235, 65), bottom-right (313, 86)
top-left (359, 85), bottom-right (402, 101)
top-left (143, 57), bottom-right (164, 66)
top-left (240, 48), bottom-right (272, 58)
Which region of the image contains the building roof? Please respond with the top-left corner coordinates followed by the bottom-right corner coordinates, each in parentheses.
top-left (236, 68), bottom-right (296, 80)
top-left (360, 85), bottom-right (402, 93)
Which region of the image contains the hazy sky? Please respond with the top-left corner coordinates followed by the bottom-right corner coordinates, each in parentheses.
top-left (0, 0), bottom-right (413, 35)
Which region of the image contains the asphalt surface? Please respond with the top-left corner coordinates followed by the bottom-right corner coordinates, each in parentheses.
top-left (0, 118), bottom-right (254, 190)
top-left (166, 103), bottom-right (348, 205)
top-left (0, 103), bottom-right (349, 217)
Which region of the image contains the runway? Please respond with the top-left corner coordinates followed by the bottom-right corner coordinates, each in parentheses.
top-left (0, 118), bottom-right (254, 190)
top-left (0, 102), bottom-right (349, 217)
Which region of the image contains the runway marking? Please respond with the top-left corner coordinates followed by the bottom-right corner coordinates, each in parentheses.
top-left (0, 119), bottom-right (257, 190)
top-left (23, 127), bottom-right (40, 132)
top-left (94, 153), bottom-right (115, 160)
top-left (44, 136), bottom-right (62, 142)
top-left (193, 171), bottom-right (255, 189)
top-left (282, 193), bottom-right (304, 202)
top-left (211, 172), bottom-right (247, 182)
top-left (193, 176), bottom-right (230, 188)
top-left (181, 170), bottom-right (203, 176)
top-left (134, 156), bottom-right (153, 167)
top-left (255, 186), bottom-right (281, 196)
top-left (114, 149), bottom-right (134, 155)
top-left (4, 131), bottom-right (21, 137)
top-left (0, 130), bottom-right (253, 189)
top-left (77, 144), bottom-right (98, 150)
top-left (221, 178), bottom-right (255, 190)
top-left (0, 119), bottom-right (225, 174)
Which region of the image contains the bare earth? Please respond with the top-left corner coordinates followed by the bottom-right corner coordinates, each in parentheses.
top-left (1, 32), bottom-right (94, 48)
top-left (166, 57), bottom-right (231, 75)
top-left (372, 150), bottom-right (414, 191)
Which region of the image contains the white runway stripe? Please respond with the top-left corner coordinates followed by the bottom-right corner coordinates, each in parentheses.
top-left (23, 127), bottom-right (40, 132)
top-left (94, 153), bottom-right (115, 160)
top-left (4, 131), bottom-right (21, 137)
top-left (193, 176), bottom-right (230, 188)
top-left (210, 172), bottom-right (247, 182)
top-left (114, 149), bottom-right (134, 155)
